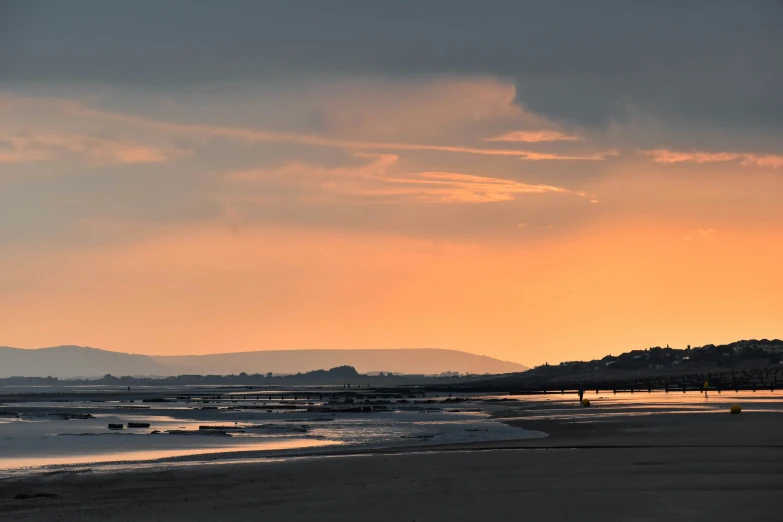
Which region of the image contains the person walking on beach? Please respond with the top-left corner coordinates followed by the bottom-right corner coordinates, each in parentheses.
top-left (578, 382), bottom-right (585, 404)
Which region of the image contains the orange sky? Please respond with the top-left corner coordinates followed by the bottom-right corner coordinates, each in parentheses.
top-left (2, 46), bottom-right (782, 366)
top-left (2, 200), bottom-right (782, 366)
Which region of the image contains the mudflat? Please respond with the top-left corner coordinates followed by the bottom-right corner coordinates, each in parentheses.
top-left (1, 403), bottom-right (782, 522)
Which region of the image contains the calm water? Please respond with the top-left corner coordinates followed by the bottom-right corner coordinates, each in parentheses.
top-left (0, 387), bottom-right (538, 474)
top-left (4, 386), bottom-right (779, 475)
top-left (495, 389), bottom-right (783, 421)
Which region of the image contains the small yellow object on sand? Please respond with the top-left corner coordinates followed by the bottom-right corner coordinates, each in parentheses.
top-left (581, 399), bottom-right (591, 407)
top-left (730, 404), bottom-right (742, 414)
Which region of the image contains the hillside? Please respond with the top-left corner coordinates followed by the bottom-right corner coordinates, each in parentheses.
top-left (152, 348), bottom-right (526, 376)
top-left (474, 339), bottom-right (783, 387)
top-left (0, 346), bottom-right (527, 378)
top-left (0, 346), bottom-right (166, 379)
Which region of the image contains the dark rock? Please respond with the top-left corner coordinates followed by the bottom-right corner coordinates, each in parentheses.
top-left (167, 429), bottom-right (231, 436)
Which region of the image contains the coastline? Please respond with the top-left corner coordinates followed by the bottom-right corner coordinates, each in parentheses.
top-left (4, 389), bottom-right (783, 476)
top-left (3, 409), bottom-right (783, 521)
top-left (3, 393), bottom-right (783, 521)
top-left (0, 388), bottom-right (542, 476)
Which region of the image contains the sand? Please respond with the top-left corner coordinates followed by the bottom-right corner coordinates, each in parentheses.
top-left (1, 403), bottom-right (783, 521)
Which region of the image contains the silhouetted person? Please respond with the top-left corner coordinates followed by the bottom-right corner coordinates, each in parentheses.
top-left (578, 382), bottom-right (585, 403)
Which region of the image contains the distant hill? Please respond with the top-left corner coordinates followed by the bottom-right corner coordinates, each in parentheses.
top-left (153, 348), bottom-right (526, 376)
top-left (0, 346), bottom-right (166, 379)
top-left (0, 346), bottom-right (527, 378)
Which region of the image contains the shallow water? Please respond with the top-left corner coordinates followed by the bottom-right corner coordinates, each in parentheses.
top-left (0, 439), bottom-right (336, 469)
top-left (7, 386), bottom-right (774, 474)
top-left (0, 388), bottom-right (540, 474)
top-left (507, 389), bottom-right (783, 407)
top-left (487, 390), bottom-right (783, 422)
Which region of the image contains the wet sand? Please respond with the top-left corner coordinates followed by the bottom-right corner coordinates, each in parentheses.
top-left (2, 400), bottom-right (782, 521)
top-left (0, 387), bottom-right (536, 469)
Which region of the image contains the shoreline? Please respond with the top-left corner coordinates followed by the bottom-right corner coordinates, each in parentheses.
top-left (0, 391), bottom-right (541, 476)
top-left (3, 390), bottom-right (783, 479)
top-left (4, 398), bottom-right (783, 477)
top-left (0, 423), bottom-right (548, 480)
top-left (2, 408), bottom-right (783, 521)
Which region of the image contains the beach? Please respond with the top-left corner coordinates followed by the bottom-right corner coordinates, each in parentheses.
top-left (2, 391), bottom-right (783, 521)
top-left (0, 386), bottom-right (540, 472)
top-left (4, 2), bottom-right (779, 519)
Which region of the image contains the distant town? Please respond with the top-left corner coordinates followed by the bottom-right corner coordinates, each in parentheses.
top-left (513, 339), bottom-right (783, 385)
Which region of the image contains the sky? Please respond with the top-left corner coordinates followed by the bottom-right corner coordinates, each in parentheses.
top-left (1, 1), bottom-right (782, 366)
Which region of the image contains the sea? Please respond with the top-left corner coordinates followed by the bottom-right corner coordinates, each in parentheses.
top-left (4, 384), bottom-right (777, 477)
top-left (0, 384), bottom-right (540, 476)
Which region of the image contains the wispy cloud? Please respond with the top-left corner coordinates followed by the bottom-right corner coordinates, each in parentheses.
top-left (751, 156), bottom-right (783, 168)
top-left (642, 149), bottom-right (783, 168)
top-left (358, 143), bottom-right (609, 160)
top-left (684, 228), bottom-right (717, 241)
top-left (227, 154), bottom-right (578, 204)
top-left (518, 151), bottom-right (617, 161)
top-left (486, 130), bottom-right (582, 143)
top-left (0, 146), bottom-right (51, 164)
top-left (394, 171), bottom-right (572, 202)
top-left (42, 98), bottom-right (613, 161)
top-left (0, 93), bottom-right (617, 164)
top-left (0, 133), bottom-right (191, 165)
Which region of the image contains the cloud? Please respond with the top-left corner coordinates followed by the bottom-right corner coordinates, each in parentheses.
top-left (33, 95), bottom-right (611, 162)
top-left (401, 171), bottom-right (572, 203)
top-left (641, 149), bottom-right (783, 168)
top-left (0, 146), bottom-right (51, 164)
top-left (0, 133), bottom-right (191, 165)
top-left (71, 104), bottom-right (607, 161)
top-left (226, 153), bottom-right (577, 205)
top-left (518, 150), bottom-right (617, 161)
top-left (0, 84), bottom-right (602, 247)
top-left (0, 81), bottom-right (777, 252)
top-left (354, 143), bottom-right (614, 161)
top-left (750, 156), bottom-right (783, 168)
top-left (642, 149), bottom-right (742, 164)
top-left (3, 2), bottom-right (781, 129)
top-left (486, 130), bottom-right (582, 143)
top-left (287, 77), bottom-right (548, 139)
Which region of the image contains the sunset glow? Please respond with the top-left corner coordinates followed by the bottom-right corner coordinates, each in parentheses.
top-left (1, 3), bottom-right (781, 367)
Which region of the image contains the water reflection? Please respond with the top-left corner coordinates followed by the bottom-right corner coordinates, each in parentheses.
top-left (0, 439), bottom-right (338, 469)
top-left (483, 390), bottom-right (783, 422)
top-left (0, 390), bottom-right (538, 473)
